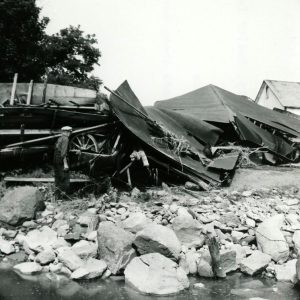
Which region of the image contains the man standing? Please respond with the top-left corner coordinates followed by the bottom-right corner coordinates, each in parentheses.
top-left (53, 126), bottom-right (72, 199)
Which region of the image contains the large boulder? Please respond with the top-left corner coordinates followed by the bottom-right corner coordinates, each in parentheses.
top-left (124, 253), bottom-right (189, 296)
top-left (240, 251), bottom-right (271, 276)
top-left (57, 247), bottom-right (84, 271)
top-left (256, 214), bottom-right (289, 263)
top-left (197, 249), bottom-right (237, 278)
top-left (71, 240), bottom-right (97, 259)
top-left (35, 249), bottom-right (56, 265)
top-left (71, 258), bottom-right (107, 280)
top-left (14, 262), bottom-right (42, 274)
top-left (22, 226), bottom-right (58, 252)
top-left (0, 186), bottom-right (45, 226)
top-left (97, 221), bottom-right (136, 274)
top-left (121, 212), bottom-right (150, 233)
top-left (134, 224), bottom-right (181, 260)
top-left (0, 238), bottom-right (15, 255)
top-left (274, 259), bottom-right (297, 282)
top-left (171, 214), bottom-right (205, 248)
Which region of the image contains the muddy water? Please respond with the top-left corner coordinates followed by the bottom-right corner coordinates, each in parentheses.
top-left (0, 269), bottom-right (299, 300)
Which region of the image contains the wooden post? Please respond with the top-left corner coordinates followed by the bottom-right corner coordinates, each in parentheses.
top-left (126, 168), bottom-right (132, 188)
top-left (10, 73), bottom-right (18, 105)
top-left (207, 236), bottom-right (226, 278)
top-left (42, 75), bottom-right (48, 104)
top-left (26, 80), bottom-right (33, 105)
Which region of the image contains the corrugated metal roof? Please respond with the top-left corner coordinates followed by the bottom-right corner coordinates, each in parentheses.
top-left (265, 80), bottom-right (300, 108)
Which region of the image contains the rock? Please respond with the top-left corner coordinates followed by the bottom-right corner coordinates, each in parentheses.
top-left (77, 212), bottom-right (99, 231)
top-left (293, 231), bottom-right (300, 254)
top-left (246, 218), bottom-right (256, 228)
top-left (228, 244), bottom-right (247, 265)
top-left (23, 226), bottom-right (58, 252)
top-left (87, 231), bottom-right (97, 241)
top-left (134, 224), bottom-right (181, 260)
top-left (124, 253), bottom-right (189, 296)
top-left (0, 238), bottom-right (15, 254)
top-left (274, 259), bottom-right (297, 282)
top-left (231, 230), bottom-right (244, 243)
top-left (179, 251), bottom-right (199, 275)
top-left (121, 212), bottom-right (149, 233)
top-left (57, 247), bottom-right (84, 271)
top-left (197, 249), bottom-right (236, 277)
top-left (172, 214), bottom-right (205, 248)
top-left (71, 267), bottom-right (89, 280)
top-left (194, 282), bottom-right (205, 289)
top-left (256, 214), bottom-right (289, 263)
top-left (52, 237), bottom-right (69, 249)
top-left (283, 199), bottom-right (299, 206)
top-left (2, 229), bottom-right (17, 239)
top-left (84, 258), bottom-right (107, 279)
top-left (240, 251), bottom-right (272, 275)
top-left (197, 255), bottom-right (214, 278)
top-left (71, 240), bottom-right (97, 259)
top-left (184, 181), bottom-right (200, 191)
top-left (52, 219), bottom-right (68, 231)
top-left (14, 262), bottom-right (42, 274)
top-left (35, 249), bottom-right (56, 265)
top-left (131, 187), bottom-right (141, 198)
top-left (0, 186), bottom-right (45, 226)
top-left (97, 221), bottom-right (136, 274)
top-left (242, 190), bottom-right (252, 197)
top-left (22, 220), bottom-right (37, 229)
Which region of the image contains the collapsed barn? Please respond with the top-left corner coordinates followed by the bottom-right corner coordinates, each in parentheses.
top-left (0, 80), bottom-right (299, 190)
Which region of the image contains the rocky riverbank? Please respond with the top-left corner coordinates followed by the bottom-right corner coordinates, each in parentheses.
top-left (0, 182), bottom-right (300, 297)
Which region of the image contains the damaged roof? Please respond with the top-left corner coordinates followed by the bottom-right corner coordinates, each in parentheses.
top-left (155, 84), bottom-right (300, 137)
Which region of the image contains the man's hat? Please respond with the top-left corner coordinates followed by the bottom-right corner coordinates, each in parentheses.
top-left (61, 126), bottom-right (72, 131)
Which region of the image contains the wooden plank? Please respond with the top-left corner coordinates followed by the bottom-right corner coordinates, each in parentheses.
top-left (10, 73), bottom-right (18, 105)
top-left (6, 122), bottom-right (114, 148)
top-left (0, 129), bottom-right (59, 135)
top-left (4, 177), bottom-right (91, 183)
top-left (26, 80), bottom-right (33, 105)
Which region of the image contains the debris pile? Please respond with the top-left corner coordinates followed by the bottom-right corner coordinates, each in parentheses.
top-left (1, 80), bottom-right (300, 189)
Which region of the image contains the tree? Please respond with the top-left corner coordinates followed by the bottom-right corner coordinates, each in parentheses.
top-left (0, 1), bottom-right (102, 90)
top-left (0, 0), bottom-right (49, 82)
top-left (43, 26), bottom-right (102, 90)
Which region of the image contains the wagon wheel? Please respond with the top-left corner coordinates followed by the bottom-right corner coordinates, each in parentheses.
top-left (70, 134), bottom-right (99, 153)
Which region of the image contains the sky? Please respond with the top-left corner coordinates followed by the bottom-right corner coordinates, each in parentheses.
top-left (38, 0), bottom-right (300, 105)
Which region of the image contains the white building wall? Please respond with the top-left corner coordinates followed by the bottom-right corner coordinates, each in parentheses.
top-left (257, 85), bottom-right (283, 110)
top-left (287, 108), bottom-right (300, 115)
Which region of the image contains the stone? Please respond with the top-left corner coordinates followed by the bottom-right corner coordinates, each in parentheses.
top-left (124, 253), bottom-right (189, 296)
top-left (5, 251), bottom-right (27, 266)
top-left (197, 249), bottom-right (237, 278)
top-left (14, 262), bottom-right (42, 274)
top-left (57, 247), bottom-right (84, 271)
top-left (71, 240), bottom-right (97, 259)
top-left (131, 187), bottom-right (141, 198)
top-left (134, 224), bottom-right (181, 261)
top-left (293, 230), bottom-right (300, 254)
top-left (184, 181), bottom-right (200, 191)
top-left (77, 212), bottom-right (99, 231)
top-left (52, 219), bottom-right (68, 231)
top-left (231, 230), bottom-right (244, 243)
top-left (52, 237), bottom-right (69, 249)
top-left (0, 186), bottom-right (45, 226)
top-left (274, 259), bottom-right (297, 282)
top-left (22, 220), bottom-right (37, 229)
top-left (0, 238), bottom-right (15, 255)
top-left (35, 249), bottom-right (56, 265)
top-left (84, 258), bottom-right (107, 279)
top-left (121, 212), bottom-right (149, 233)
top-left (2, 229), bottom-right (17, 239)
top-left (246, 218), bottom-right (256, 228)
top-left (256, 214), bottom-right (289, 263)
top-left (22, 226), bottom-right (58, 252)
top-left (240, 251), bottom-right (272, 276)
top-left (71, 268), bottom-right (89, 280)
top-left (228, 244), bottom-right (247, 265)
top-left (172, 214), bottom-right (205, 248)
top-left (194, 283), bottom-right (205, 289)
top-left (97, 221), bottom-right (136, 274)
top-left (87, 231), bottom-right (97, 241)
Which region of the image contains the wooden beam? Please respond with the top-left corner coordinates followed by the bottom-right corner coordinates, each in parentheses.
top-left (26, 80), bottom-right (33, 105)
top-left (5, 122), bottom-right (115, 148)
top-left (10, 73), bottom-right (18, 105)
top-left (4, 177), bottom-right (91, 183)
